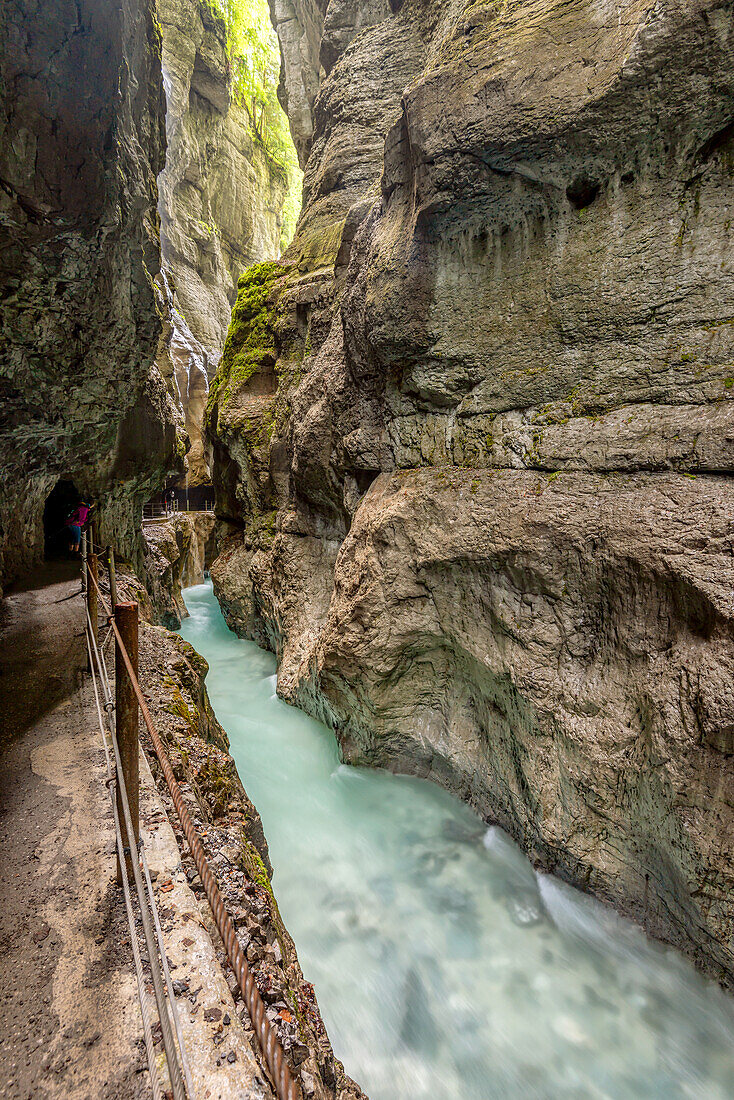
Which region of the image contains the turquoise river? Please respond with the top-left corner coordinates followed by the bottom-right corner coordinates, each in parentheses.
top-left (179, 582), bottom-right (734, 1100)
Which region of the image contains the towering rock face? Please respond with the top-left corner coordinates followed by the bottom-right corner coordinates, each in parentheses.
top-left (207, 0), bottom-right (734, 984)
top-left (268, 0), bottom-right (326, 168)
top-left (156, 0), bottom-right (291, 484)
top-left (0, 0), bottom-right (182, 590)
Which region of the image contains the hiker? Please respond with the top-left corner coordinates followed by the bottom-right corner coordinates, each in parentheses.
top-left (65, 500), bottom-right (94, 553)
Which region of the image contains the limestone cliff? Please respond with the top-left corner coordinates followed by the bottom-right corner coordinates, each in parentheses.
top-left (157, 0), bottom-right (295, 484)
top-left (0, 0), bottom-right (182, 592)
top-left (207, 0), bottom-right (734, 984)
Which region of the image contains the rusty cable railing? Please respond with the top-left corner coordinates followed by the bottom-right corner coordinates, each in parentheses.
top-left (85, 600), bottom-right (187, 1100)
top-left (85, 629), bottom-right (165, 1100)
top-left (86, 596), bottom-right (195, 1099)
top-left (86, 563), bottom-right (301, 1100)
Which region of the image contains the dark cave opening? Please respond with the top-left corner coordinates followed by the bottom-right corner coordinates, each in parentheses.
top-left (566, 174), bottom-right (601, 210)
top-left (43, 479), bottom-right (80, 559)
top-left (355, 469), bottom-right (380, 497)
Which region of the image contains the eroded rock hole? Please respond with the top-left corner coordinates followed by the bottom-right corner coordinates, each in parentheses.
top-left (355, 469), bottom-right (380, 496)
top-left (566, 175), bottom-right (601, 210)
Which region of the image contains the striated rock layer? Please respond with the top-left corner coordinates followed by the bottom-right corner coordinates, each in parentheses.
top-left (0, 0), bottom-right (183, 592)
top-left (207, 0), bottom-right (734, 983)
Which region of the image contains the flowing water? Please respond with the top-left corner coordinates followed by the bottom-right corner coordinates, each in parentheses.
top-left (179, 582), bottom-right (734, 1100)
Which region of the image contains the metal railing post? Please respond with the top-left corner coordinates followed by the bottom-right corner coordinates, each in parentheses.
top-left (115, 601), bottom-right (139, 882)
top-left (81, 529), bottom-right (87, 594)
top-left (107, 546), bottom-right (118, 611)
top-left (87, 552), bottom-right (98, 671)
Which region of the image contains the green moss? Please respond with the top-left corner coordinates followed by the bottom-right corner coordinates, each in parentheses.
top-left (725, 378), bottom-right (734, 390)
top-left (293, 219), bottom-right (347, 274)
top-left (165, 689), bottom-right (201, 736)
top-left (206, 261), bottom-right (288, 422)
top-left (247, 845), bottom-right (272, 892)
top-left (259, 510), bottom-right (277, 540)
top-left (197, 753), bottom-right (238, 818)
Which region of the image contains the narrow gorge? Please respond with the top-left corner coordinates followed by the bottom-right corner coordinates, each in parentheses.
top-left (2, 1), bottom-right (734, 1098)
top-left (207, 0), bottom-right (734, 987)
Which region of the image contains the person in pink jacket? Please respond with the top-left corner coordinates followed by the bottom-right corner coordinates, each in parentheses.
top-left (64, 501), bottom-right (94, 553)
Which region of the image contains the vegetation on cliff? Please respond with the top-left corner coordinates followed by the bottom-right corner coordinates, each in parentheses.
top-left (205, 0), bottom-right (301, 250)
top-left (206, 261), bottom-right (287, 417)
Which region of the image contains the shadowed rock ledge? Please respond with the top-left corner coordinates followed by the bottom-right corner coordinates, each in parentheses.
top-left (206, 0), bottom-right (734, 984)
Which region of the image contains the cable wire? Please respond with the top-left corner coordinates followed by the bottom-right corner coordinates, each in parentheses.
top-left (86, 604), bottom-right (187, 1100)
top-left (140, 841), bottom-right (197, 1100)
top-left (86, 561), bottom-right (301, 1099)
top-left (86, 632), bottom-right (164, 1100)
top-left (88, 603), bottom-right (195, 1095)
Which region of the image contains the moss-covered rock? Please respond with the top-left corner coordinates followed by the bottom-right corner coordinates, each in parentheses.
top-left (207, 261), bottom-right (288, 418)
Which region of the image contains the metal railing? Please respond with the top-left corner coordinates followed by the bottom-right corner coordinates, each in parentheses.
top-left (84, 550), bottom-right (189, 1099)
top-left (142, 501), bottom-right (215, 521)
top-left (142, 501), bottom-right (178, 520)
top-left (83, 536), bottom-right (300, 1100)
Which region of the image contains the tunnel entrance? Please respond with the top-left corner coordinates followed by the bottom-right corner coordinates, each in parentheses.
top-left (43, 480), bottom-right (80, 559)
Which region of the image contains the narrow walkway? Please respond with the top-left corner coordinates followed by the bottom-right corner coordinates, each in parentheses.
top-left (0, 563), bottom-right (148, 1099)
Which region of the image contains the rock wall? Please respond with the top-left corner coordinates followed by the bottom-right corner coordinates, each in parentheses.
top-left (144, 511), bottom-right (216, 626)
top-left (0, 0), bottom-right (184, 593)
top-left (206, 0), bottom-right (734, 984)
top-left (157, 0), bottom-right (292, 484)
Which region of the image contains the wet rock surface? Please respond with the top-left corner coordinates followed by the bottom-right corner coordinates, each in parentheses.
top-left (0, 0), bottom-right (182, 592)
top-left (143, 511), bottom-right (216, 626)
top-left (157, 0), bottom-right (292, 485)
top-left (206, 0), bottom-right (734, 982)
top-left (279, 468), bottom-right (734, 984)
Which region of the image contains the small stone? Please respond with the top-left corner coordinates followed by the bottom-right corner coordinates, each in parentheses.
top-left (290, 1041), bottom-right (309, 1066)
top-left (300, 1070), bottom-right (315, 1096)
top-left (226, 1051), bottom-right (236, 1063)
